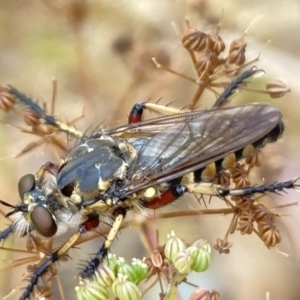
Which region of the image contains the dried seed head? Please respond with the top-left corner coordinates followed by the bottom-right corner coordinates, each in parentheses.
top-left (258, 218), bottom-right (281, 247)
top-left (189, 288), bottom-right (220, 300)
top-left (210, 290), bottom-right (221, 300)
top-left (151, 248), bottom-right (163, 268)
top-left (253, 204), bottom-right (272, 221)
top-left (213, 238), bottom-right (233, 254)
top-left (211, 35), bottom-right (225, 54)
top-left (228, 36), bottom-right (247, 65)
top-left (237, 210), bottom-right (255, 235)
top-left (266, 78), bottom-right (291, 98)
top-left (0, 87), bottom-right (16, 111)
top-left (181, 28), bottom-right (213, 52)
top-left (195, 53), bottom-right (220, 76)
top-left (233, 196), bottom-right (255, 211)
top-left (217, 172), bottom-right (231, 186)
top-left (230, 163), bottom-right (250, 188)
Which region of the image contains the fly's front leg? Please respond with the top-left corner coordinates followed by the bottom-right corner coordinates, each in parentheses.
top-left (128, 102), bottom-right (189, 123)
top-left (79, 208), bottom-right (126, 278)
top-left (19, 213), bottom-right (100, 300)
top-left (7, 86), bottom-right (83, 139)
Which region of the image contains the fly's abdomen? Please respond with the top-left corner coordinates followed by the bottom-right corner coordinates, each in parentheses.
top-left (194, 120), bottom-right (284, 183)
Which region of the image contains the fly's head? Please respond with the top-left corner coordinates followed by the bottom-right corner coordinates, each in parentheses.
top-left (5, 173), bottom-right (58, 238)
top-left (56, 135), bottom-right (137, 211)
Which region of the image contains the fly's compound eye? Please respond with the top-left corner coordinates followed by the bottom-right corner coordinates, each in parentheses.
top-left (18, 174), bottom-right (35, 199)
top-left (30, 205), bottom-right (57, 237)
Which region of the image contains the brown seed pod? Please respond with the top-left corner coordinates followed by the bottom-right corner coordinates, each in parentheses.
top-left (233, 196), bottom-right (255, 211)
top-left (189, 288), bottom-right (220, 300)
top-left (228, 37), bottom-right (247, 65)
top-left (213, 238), bottom-right (233, 254)
top-left (253, 204), bottom-right (272, 221)
top-left (195, 53), bottom-right (220, 76)
top-left (181, 28), bottom-right (213, 52)
top-left (257, 218), bottom-right (281, 247)
top-left (230, 162), bottom-right (250, 188)
top-left (237, 210), bottom-right (255, 235)
top-left (211, 35), bottom-right (225, 54)
top-left (266, 78), bottom-right (291, 98)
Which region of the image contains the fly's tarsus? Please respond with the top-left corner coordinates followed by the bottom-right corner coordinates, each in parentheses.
top-left (219, 178), bottom-right (300, 197)
top-left (212, 66), bottom-right (264, 109)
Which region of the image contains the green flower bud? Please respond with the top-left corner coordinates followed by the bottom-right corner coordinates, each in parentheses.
top-left (131, 258), bottom-right (148, 284)
top-left (189, 248), bottom-right (211, 272)
top-left (118, 261), bottom-right (137, 283)
top-left (112, 273), bottom-right (141, 300)
top-left (94, 262), bottom-right (116, 287)
top-left (108, 253), bottom-right (119, 273)
top-left (173, 249), bottom-right (193, 274)
top-left (76, 280), bottom-right (109, 300)
top-left (192, 239), bottom-right (211, 254)
top-left (164, 231), bottom-right (186, 262)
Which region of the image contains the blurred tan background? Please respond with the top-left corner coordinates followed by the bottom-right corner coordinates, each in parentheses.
top-left (0, 0), bottom-right (300, 299)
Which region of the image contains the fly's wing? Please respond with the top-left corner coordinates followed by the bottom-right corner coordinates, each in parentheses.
top-left (109, 103), bottom-right (282, 194)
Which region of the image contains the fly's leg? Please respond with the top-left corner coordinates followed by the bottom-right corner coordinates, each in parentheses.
top-left (186, 178), bottom-right (300, 197)
top-left (7, 86), bottom-right (83, 139)
top-left (0, 224), bottom-right (14, 241)
top-left (128, 102), bottom-right (189, 123)
top-left (143, 180), bottom-right (188, 209)
top-left (19, 209), bottom-right (126, 299)
top-left (79, 208), bottom-right (126, 279)
top-left (218, 178), bottom-right (300, 197)
top-left (19, 213), bottom-right (100, 300)
top-left (212, 67), bottom-right (264, 109)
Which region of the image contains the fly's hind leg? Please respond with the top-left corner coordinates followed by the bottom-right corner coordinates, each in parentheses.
top-left (128, 102), bottom-right (190, 123)
top-left (186, 178), bottom-right (300, 198)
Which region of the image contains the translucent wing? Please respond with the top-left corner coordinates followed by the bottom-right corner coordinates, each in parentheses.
top-left (108, 103), bottom-right (282, 194)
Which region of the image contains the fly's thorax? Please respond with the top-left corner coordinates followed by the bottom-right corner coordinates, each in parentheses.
top-left (56, 136), bottom-right (138, 208)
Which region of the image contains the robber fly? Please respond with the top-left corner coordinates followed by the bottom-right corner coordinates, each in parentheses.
top-left (0, 69), bottom-right (298, 300)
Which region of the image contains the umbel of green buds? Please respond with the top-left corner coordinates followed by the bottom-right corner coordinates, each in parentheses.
top-left (117, 257), bottom-right (148, 285)
top-left (76, 256), bottom-right (147, 300)
top-left (164, 232), bottom-right (211, 274)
